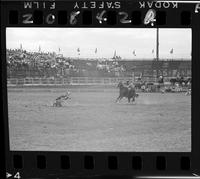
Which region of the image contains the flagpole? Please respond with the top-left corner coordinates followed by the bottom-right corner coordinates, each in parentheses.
top-left (172, 49), bottom-right (173, 61)
top-left (77, 48), bottom-right (80, 60)
top-left (95, 48), bottom-right (97, 60)
top-left (171, 50), bottom-right (172, 61)
top-left (20, 44), bottom-right (22, 52)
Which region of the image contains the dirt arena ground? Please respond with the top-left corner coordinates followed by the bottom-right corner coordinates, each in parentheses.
top-left (8, 87), bottom-right (191, 152)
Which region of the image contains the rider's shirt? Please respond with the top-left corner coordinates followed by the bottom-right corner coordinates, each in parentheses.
top-left (128, 83), bottom-right (135, 90)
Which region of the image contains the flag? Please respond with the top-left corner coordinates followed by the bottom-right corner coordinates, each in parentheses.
top-left (152, 49), bottom-right (154, 54)
top-left (95, 48), bottom-right (97, 54)
top-left (133, 50), bottom-right (136, 56)
top-left (113, 50), bottom-right (117, 59)
top-left (170, 48), bottom-right (173, 54)
top-left (20, 44), bottom-right (22, 51)
top-left (39, 45), bottom-right (41, 52)
top-left (58, 47), bottom-right (61, 53)
top-left (77, 48), bottom-right (80, 56)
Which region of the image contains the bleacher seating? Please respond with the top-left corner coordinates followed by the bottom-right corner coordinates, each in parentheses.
top-left (7, 49), bottom-right (191, 79)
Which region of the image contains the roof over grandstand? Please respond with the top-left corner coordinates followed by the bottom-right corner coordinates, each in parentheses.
top-left (6, 28), bottom-right (191, 60)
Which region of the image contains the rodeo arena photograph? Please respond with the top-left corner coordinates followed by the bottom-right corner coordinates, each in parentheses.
top-left (6, 28), bottom-right (191, 152)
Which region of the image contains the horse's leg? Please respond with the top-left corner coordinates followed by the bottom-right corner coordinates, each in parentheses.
top-left (132, 97), bottom-right (135, 102)
top-left (117, 96), bottom-right (123, 103)
top-left (116, 96), bottom-right (121, 103)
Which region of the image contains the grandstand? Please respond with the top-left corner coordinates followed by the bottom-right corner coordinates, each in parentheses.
top-left (7, 49), bottom-right (191, 86)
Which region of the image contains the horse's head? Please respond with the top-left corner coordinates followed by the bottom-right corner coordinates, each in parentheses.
top-left (117, 81), bottom-right (123, 88)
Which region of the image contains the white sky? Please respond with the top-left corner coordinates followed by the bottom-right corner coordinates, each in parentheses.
top-left (6, 28), bottom-right (191, 59)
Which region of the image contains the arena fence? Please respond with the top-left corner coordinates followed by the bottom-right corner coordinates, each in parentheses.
top-left (7, 77), bottom-right (190, 93)
top-left (7, 77), bottom-right (161, 87)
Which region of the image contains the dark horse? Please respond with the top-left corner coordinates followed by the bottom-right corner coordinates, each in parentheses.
top-left (116, 81), bottom-right (138, 103)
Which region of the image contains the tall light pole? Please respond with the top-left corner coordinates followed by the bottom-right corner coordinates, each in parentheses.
top-left (156, 28), bottom-right (159, 79)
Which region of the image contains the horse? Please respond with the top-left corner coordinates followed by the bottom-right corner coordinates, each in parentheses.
top-left (170, 77), bottom-right (191, 87)
top-left (116, 81), bottom-right (138, 103)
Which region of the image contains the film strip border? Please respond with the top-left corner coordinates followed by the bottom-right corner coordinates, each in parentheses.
top-left (7, 152), bottom-right (192, 178)
top-left (2, 1), bottom-right (200, 27)
top-left (2, 1), bottom-right (200, 178)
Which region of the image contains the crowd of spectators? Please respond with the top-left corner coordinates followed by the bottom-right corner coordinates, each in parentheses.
top-left (7, 49), bottom-right (73, 78)
top-left (7, 49), bottom-right (126, 78)
top-left (7, 49), bottom-right (191, 81)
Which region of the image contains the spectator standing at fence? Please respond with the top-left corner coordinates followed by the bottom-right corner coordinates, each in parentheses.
top-left (158, 75), bottom-right (164, 84)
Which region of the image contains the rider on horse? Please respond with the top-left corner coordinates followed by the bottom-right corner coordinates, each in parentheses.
top-left (126, 80), bottom-right (135, 91)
